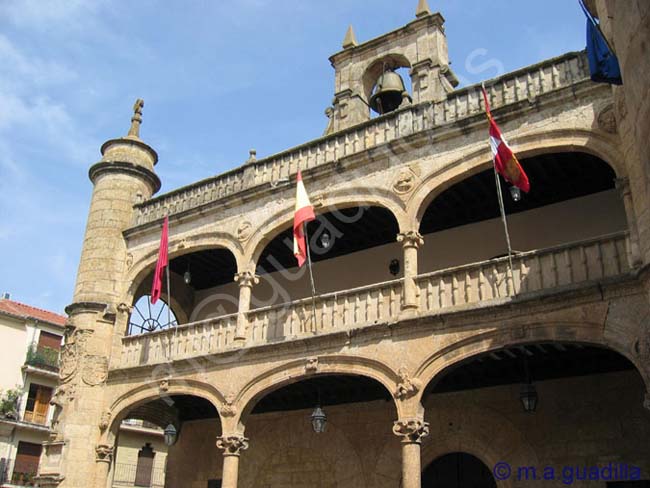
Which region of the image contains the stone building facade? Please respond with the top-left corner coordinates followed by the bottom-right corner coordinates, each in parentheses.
top-left (39, 2), bottom-right (650, 487)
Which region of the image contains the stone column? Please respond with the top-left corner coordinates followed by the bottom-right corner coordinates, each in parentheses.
top-left (216, 435), bottom-right (249, 488)
top-left (397, 231), bottom-right (424, 311)
top-left (94, 444), bottom-right (114, 488)
top-left (234, 272), bottom-right (259, 343)
top-left (616, 177), bottom-right (643, 267)
top-left (393, 419), bottom-right (430, 488)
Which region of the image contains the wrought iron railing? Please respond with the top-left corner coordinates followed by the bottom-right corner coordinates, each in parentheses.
top-left (24, 345), bottom-right (60, 372)
top-left (112, 462), bottom-right (165, 488)
top-left (118, 232), bottom-right (630, 369)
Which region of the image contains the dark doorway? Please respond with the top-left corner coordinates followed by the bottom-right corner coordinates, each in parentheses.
top-left (423, 452), bottom-right (496, 488)
top-left (208, 480), bottom-right (222, 488)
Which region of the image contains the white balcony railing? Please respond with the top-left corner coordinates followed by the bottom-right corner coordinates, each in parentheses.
top-left (119, 232), bottom-right (630, 369)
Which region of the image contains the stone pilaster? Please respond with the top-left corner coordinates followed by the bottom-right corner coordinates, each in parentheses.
top-left (616, 177), bottom-right (642, 267)
top-left (397, 231), bottom-right (424, 311)
top-left (393, 418), bottom-right (429, 488)
top-left (234, 272), bottom-right (259, 343)
top-left (217, 435), bottom-right (249, 488)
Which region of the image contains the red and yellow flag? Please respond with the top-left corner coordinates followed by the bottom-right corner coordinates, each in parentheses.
top-left (481, 87), bottom-right (530, 193)
top-left (151, 216), bottom-right (169, 304)
top-left (293, 170), bottom-right (316, 267)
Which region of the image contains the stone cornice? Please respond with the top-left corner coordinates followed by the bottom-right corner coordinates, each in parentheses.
top-left (89, 161), bottom-right (161, 194)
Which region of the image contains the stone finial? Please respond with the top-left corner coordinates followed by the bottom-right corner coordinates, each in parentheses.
top-left (127, 98), bottom-right (144, 138)
top-left (416, 0), bottom-right (432, 18)
top-left (342, 25), bottom-right (358, 49)
top-left (246, 149), bottom-right (257, 164)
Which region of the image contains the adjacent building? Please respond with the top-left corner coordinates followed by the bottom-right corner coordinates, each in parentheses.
top-left (39, 1), bottom-right (650, 487)
top-left (0, 297), bottom-right (167, 487)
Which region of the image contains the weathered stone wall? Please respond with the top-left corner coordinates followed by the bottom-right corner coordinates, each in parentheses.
top-left (163, 370), bottom-right (648, 488)
top-left (592, 0), bottom-right (650, 263)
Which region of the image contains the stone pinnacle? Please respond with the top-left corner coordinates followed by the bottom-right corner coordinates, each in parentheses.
top-left (416, 0), bottom-right (432, 18)
top-left (342, 25), bottom-right (358, 49)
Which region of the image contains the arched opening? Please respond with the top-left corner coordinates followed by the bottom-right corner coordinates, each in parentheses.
top-left (113, 394), bottom-right (220, 488)
top-left (253, 206), bottom-right (401, 309)
top-left (421, 342), bottom-right (649, 480)
top-left (129, 247), bottom-right (238, 333)
top-left (418, 152), bottom-right (625, 272)
top-left (362, 54), bottom-right (412, 118)
top-left (423, 452), bottom-right (496, 488)
top-left (236, 373), bottom-right (397, 488)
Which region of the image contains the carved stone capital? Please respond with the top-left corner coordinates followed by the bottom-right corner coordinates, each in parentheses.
top-left (95, 444), bottom-right (114, 463)
top-left (397, 231), bottom-right (424, 249)
top-left (392, 419), bottom-right (430, 444)
top-left (394, 368), bottom-right (422, 400)
top-left (216, 435), bottom-right (249, 456)
top-left (234, 272), bottom-right (260, 289)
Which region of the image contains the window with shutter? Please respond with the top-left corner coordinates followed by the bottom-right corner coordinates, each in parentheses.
top-left (12, 442), bottom-right (41, 484)
top-left (37, 331), bottom-right (62, 351)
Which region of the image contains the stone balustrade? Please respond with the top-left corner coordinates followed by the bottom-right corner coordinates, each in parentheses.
top-left (117, 231), bottom-right (629, 370)
top-left (416, 232), bottom-right (629, 312)
top-left (130, 51), bottom-right (589, 228)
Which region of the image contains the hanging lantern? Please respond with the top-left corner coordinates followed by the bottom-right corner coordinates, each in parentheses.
top-left (519, 382), bottom-right (538, 413)
top-left (509, 186), bottom-right (522, 202)
top-left (310, 405), bottom-right (327, 433)
top-left (164, 423), bottom-right (178, 446)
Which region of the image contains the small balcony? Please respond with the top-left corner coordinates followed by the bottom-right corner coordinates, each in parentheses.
top-left (24, 346), bottom-right (60, 373)
top-left (119, 232), bottom-right (631, 369)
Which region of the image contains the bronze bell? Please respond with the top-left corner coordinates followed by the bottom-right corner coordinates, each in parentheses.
top-left (369, 70), bottom-right (408, 115)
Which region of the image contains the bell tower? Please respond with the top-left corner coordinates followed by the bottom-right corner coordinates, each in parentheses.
top-left (325, 0), bottom-right (458, 134)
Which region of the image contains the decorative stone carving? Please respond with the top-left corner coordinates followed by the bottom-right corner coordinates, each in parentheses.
top-left (117, 302), bottom-right (132, 315)
top-left (220, 394), bottom-right (237, 418)
top-left (95, 444), bottom-right (114, 463)
top-left (49, 383), bottom-right (75, 441)
top-left (126, 253), bottom-right (134, 268)
top-left (394, 368), bottom-right (422, 400)
top-left (234, 271), bottom-right (260, 288)
top-left (159, 379), bottom-right (170, 393)
top-left (597, 103), bottom-right (617, 134)
top-left (237, 221), bottom-right (253, 242)
top-left (60, 329), bottom-right (92, 381)
top-left (392, 419), bottom-right (430, 443)
top-left (397, 231), bottom-right (424, 249)
top-left (305, 357), bottom-right (319, 373)
top-left (99, 410), bottom-right (111, 431)
top-left (81, 355), bottom-right (109, 386)
top-left (216, 435), bottom-right (249, 456)
top-left (175, 238), bottom-right (187, 250)
top-left (393, 168), bottom-right (417, 195)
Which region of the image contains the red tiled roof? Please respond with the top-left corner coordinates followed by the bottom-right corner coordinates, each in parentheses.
top-left (0, 299), bottom-right (67, 327)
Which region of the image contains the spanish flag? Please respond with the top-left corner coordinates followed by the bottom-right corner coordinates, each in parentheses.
top-left (481, 87), bottom-right (530, 193)
top-left (293, 170), bottom-right (316, 267)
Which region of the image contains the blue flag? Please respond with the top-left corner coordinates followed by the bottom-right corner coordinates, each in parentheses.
top-left (579, 0), bottom-right (622, 85)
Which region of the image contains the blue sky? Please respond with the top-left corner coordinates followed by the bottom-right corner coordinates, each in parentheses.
top-left (0, 0), bottom-right (587, 314)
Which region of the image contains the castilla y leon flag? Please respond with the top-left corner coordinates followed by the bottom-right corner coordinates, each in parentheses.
top-left (151, 216), bottom-right (169, 304)
top-left (293, 170), bottom-right (316, 267)
top-left (481, 87), bottom-right (530, 193)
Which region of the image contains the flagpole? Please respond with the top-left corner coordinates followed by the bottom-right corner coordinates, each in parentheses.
top-left (303, 222), bottom-right (318, 331)
top-left (493, 166), bottom-right (516, 297)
